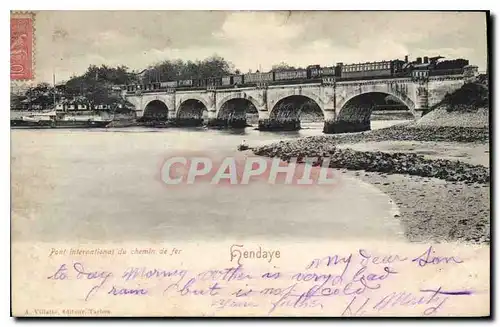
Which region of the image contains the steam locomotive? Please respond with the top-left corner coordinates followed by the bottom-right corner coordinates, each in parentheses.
top-left (124, 55), bottom-right (470, 93)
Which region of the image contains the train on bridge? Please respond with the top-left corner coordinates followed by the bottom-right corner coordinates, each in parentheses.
top-left (124, 55), bottom-right (471, 93)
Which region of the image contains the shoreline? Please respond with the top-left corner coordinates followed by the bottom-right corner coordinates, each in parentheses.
top-left (343, 170), bottom-right (489, 244)
top-left (249, 123), bottom-right (490, 245)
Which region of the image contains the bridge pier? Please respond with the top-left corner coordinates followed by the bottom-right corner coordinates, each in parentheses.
top-left (322, 110), bottom-right (336, 134)
top-left (210, 100), bottom-right (253, 129)
top-left (323, 120), bottom-right (371, 134)
top-left (207, 118), bottom-right (250, 129)
top-left (257, 110), bottom-right (301, 131)
top-left (323, 108), bottom-right (371, 134)
top-left (208, 109), bottom-right (250, 129)
top-left (227, 109), bottom-right (249, 128)
top-left (206, 118), bottom-right (226, 128)
top-left (168, 109), bottom-right (177, 120)
top-left (227, 119), bottom-right (249, 128)
top-left (172, 100), bottom-right (208, 127)
top-left (258, 119), bottom-right (301, 131)
top-left (206, 110), bottom-right (225, 128)
top-left (414, 109), bottom-right (425, 118)
top-left (170, 118), bottom-right (204, 127)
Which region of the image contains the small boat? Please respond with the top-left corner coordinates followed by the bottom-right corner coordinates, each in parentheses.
top-left (237, 140), bottom-right (250, 151)
top-left (11, 111), bottom-right (112, 129)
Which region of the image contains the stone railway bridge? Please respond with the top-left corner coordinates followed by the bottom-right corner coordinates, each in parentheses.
top-left (124, 75), bottom-right (465, 133)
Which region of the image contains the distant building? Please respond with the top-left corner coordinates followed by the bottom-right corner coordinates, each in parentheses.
top-left (55, 100), bottom-right (123, 111)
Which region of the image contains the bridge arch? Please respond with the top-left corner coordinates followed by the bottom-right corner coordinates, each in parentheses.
top-left (177, 95), bottom-right (211, 112)
top-left (335, 91), bottom-right (416, 133)
top-left (217, 93), bottom-right (262, 115)
top-left (217, 98), bottom-right (259, 128)
top-left (338, 88), bottom-right (417, 118)
top-left (259, 94), bottom-right (325, 130)
top-left (176, 98), bottom-right (209, 127)
top-left (270, 95), bottom-right (324, 119)
top-left (143, 100), bottom-right (169, 121)
top-left (270, 87), bottom-right (325, 112)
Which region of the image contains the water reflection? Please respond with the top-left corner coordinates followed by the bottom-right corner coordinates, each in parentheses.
top-left (218, 128), bottom-right (249, 136)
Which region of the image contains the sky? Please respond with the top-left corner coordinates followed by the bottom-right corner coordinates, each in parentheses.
top-left (29, 11), bottom-right (488, 84)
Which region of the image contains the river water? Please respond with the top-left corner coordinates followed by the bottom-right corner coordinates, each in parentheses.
top-left (11, 120), bottom-right (409, 243)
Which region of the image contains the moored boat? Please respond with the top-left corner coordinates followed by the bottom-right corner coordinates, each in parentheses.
top-left (11, 111), bottom-right (112, 129)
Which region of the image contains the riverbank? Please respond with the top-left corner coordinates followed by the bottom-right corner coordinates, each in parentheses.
top-left (250, 118), bottom-right (490, 244)
top-left (253, 131), bottom-right (489, 183)
top-left (343, 170), bottom-right (489, 244)
top-left (337, 140), bottom-right (489, 167)
top-left (310, 124), bottom-right (489, 144)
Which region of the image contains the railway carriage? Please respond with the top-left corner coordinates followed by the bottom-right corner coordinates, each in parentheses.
top-left (178, 79), bottom-right (193, 87)
top-left (274, 69), bottom-right (308, 81)
top-left (340, 60), bottom-right (404, 80)
top-left (233, 75), bottom-right (243, 85)
top-left (221, 75), bottom-right (244, 86)
top-left (320, 67), bottom-right (336, 76)
top-left (160, 81), bottom-right (178, 88)
top-left (307, 65), bottom-right (322, 78)
top-left (207, 77), bottom-right (222, 87)
top-left (192, 79), bottom-right (207, 88)
top-left (222, 76), bottom-right (232, 86)
top-left (125, 55), bottom-right (470, 92)
top-left (243, 72), bottom-right (274, 84)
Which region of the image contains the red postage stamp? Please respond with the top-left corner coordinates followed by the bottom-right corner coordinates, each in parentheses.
top-left (10, 12), bottom-right (34, 80)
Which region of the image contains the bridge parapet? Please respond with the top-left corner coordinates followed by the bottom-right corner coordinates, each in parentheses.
top-left (322, 77), bottom-right (335, 85)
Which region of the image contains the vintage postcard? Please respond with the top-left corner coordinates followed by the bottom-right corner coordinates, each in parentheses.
top-left (10, 10), bottom-right (490, 317)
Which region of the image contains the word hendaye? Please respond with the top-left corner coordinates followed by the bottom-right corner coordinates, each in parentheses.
top-left (230, 244), bottom-right (281, 265)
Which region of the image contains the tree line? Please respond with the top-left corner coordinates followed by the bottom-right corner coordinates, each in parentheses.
top-left (10, 55), bottom-right (304, 111)
top-left (142, 55), bottom-right (237, 82)
top-left (11, 64), bottom-right (140, 111)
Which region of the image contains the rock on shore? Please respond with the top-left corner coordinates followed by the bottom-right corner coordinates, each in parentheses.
top-left (316, 124), bottom-right (489, 144)
top-left (253, 138), bottom-right (489, 184)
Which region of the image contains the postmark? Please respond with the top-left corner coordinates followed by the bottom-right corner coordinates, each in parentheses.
top-left (10, 11), bottom-right (35, 80)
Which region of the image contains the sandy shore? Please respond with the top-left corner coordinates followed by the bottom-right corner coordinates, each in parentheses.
top-left (339, 117), bottom-right (490, 244)
top-left (342, 169), bottom-right (490, 244)
top-left (251, 123), bottom-right (490, 244)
